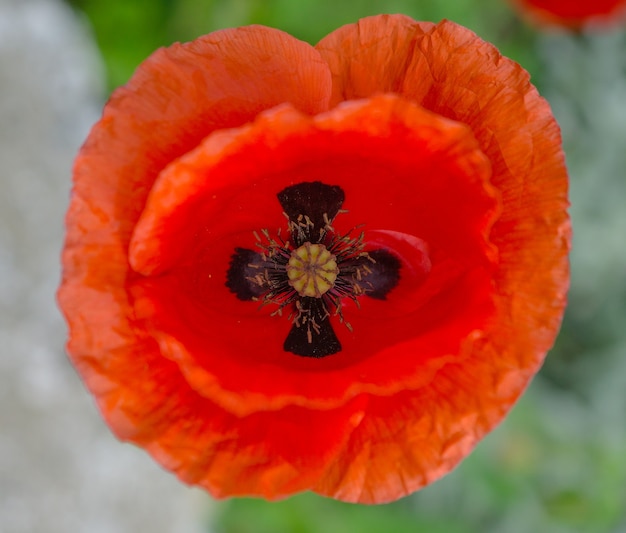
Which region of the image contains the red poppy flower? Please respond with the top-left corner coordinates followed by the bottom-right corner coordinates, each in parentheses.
top-left (511, 0), bottom-right (626, 28)
top-left (58, 15), bottom-right (570, 503)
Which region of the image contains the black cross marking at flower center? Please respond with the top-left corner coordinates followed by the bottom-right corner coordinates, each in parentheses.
top-left (226, 182), bottom-right (400, 357)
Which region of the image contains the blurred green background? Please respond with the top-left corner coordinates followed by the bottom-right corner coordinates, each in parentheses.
top-left (62, 1), bottom-right (626, 532)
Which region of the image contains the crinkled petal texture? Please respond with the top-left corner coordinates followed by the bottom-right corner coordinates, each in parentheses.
top-left (58, 16), bottom-right (570, 503)
top-left (510, 0), bottom-right (626, 28)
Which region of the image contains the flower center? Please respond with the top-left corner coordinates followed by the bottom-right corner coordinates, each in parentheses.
top-left (287, 243), bottom-right (338, 298)
top-left (226, 181), bottom-right (400, 358)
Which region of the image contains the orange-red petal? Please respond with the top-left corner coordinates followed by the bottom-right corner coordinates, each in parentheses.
top-left (58, 25), bottom-right (336, 498)
top-left (59, 24), bottom-right (332, 399)
top-left (312, 16), bottom-right (570, 501)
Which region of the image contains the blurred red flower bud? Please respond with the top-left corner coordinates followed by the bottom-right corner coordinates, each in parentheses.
top-left (511, 0), bottom-right (626, 28)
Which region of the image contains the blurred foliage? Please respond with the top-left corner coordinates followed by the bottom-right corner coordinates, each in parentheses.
top-left (64, 1), bottom-right (626, 532)
top-left (215, 493), bottom-right (470, 533)
top-left (66, 0), bottom-right (542, 92)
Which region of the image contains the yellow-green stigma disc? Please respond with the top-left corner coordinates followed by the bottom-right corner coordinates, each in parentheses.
top-left (287, 242), bottom-right (338, 298)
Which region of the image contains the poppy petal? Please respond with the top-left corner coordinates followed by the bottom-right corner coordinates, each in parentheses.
top-left (318, 14), bottom-right (569, 384)
top-left (58, 25), bottom-right (334, 494)
top-left (60, 25), bottom-right (332, 389)
top-left (312, 17), bottom-right (570, 501)
top-left (126, 93), bottom-right (498, 416)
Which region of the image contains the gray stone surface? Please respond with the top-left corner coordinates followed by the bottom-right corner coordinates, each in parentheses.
top-left (0, 1), bottom-right (209, 531)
